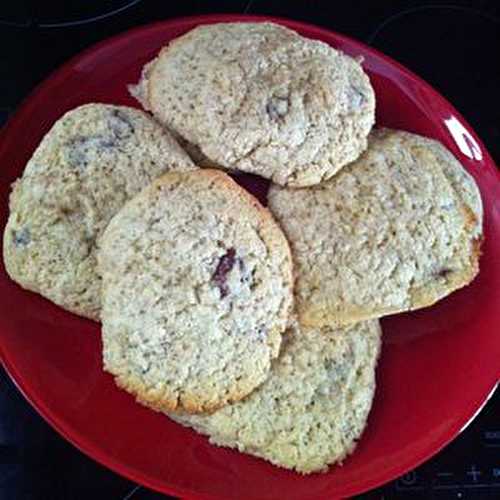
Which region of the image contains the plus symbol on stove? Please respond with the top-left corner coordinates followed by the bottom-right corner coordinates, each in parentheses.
top-left (466, 465), bottom-right (481, 482)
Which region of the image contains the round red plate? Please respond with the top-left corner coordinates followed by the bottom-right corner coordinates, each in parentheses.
top-left (0, 14), bottom-right (499, 500)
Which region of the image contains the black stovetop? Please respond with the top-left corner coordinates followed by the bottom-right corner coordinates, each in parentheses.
top-left (0, 1), bottom-right (499, 499)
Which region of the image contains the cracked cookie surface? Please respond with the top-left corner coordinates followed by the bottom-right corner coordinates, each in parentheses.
top-left (131, 22), bottom-right (375, 187)
top-left (3, 103), bottom-right (195, 320)
top-left (98, 169), bottom-right (294, 414)
top-left (171, 319), bottom-right (381, 474)
top-left (268, 128), bottom-right (483, 328)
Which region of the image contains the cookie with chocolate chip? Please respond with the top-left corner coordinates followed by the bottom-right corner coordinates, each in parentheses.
top-left (97, 169), bottom-right (293, 414)
top-left (131, 22), bottom-right (375, 187)
top-left (268, 128), bottom-right (483, 328)
top-left (3, 103), bottom-right (195, 320)
top-left (172, 319), bottom-right (381, 474)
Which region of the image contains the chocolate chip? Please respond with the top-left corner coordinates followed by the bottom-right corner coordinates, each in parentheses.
top-left (266, 96), bottom-right (289, 121)
top-left (108, 110), bottom-right (135, 139)
top-left (237, 257), bottom-right (252, 285)
top-left (12, 227), bottom-right (30, 247)
top-left (66, 135), bottom-right (115, 168)
top-left (437, 268), bottom-right (453, 278)
top-left (212, 248), bottom-right (236, 298)
top-left (255, 325), bottom-right (267, 342)
top-left (349, 86), bottom-right (366, 110)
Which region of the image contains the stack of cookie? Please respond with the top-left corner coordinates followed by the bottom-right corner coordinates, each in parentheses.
top-left (3, 22), bottom-right (483, 474)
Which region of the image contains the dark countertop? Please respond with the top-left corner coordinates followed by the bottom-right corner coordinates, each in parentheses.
top-left (1, 1), bottom-right (499, 499)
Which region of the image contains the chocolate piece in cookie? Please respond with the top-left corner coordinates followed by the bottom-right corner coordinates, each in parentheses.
top-left (171, 319), bottom-right (381, 474)
top-left (3, 103), bottom-right (195, 320)
top-left (108, 109), bottom-right (135, 139)
top-left (132, 22), bottom-right (375, 187)
top-left (12, 228), bottom-right (30, 247)
top-left (212, 248), bottom-right (236, 298)
top-left (65, 135), bottom-right (115, 168)
top-left (268, 128), bottom-right (482, 328)
top-left (98, 169), bottom-right (293, 414)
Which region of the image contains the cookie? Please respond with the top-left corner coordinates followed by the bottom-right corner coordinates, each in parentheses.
top-left (98, 169), bottom-right (294, 414)
top-left (131, 22), bottom-right (375, 187)
top-left (171, 319), bottom-right (381, 474)
top-left (3, 103), bottom-right (195, 320)
top-left (395, 130), bottom-right (483, 237)
top-left (268, 128), bottom-right (483, 328)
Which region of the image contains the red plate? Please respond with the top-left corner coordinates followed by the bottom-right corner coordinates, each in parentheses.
top-left (0, 14), bottom-right (499, 500)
